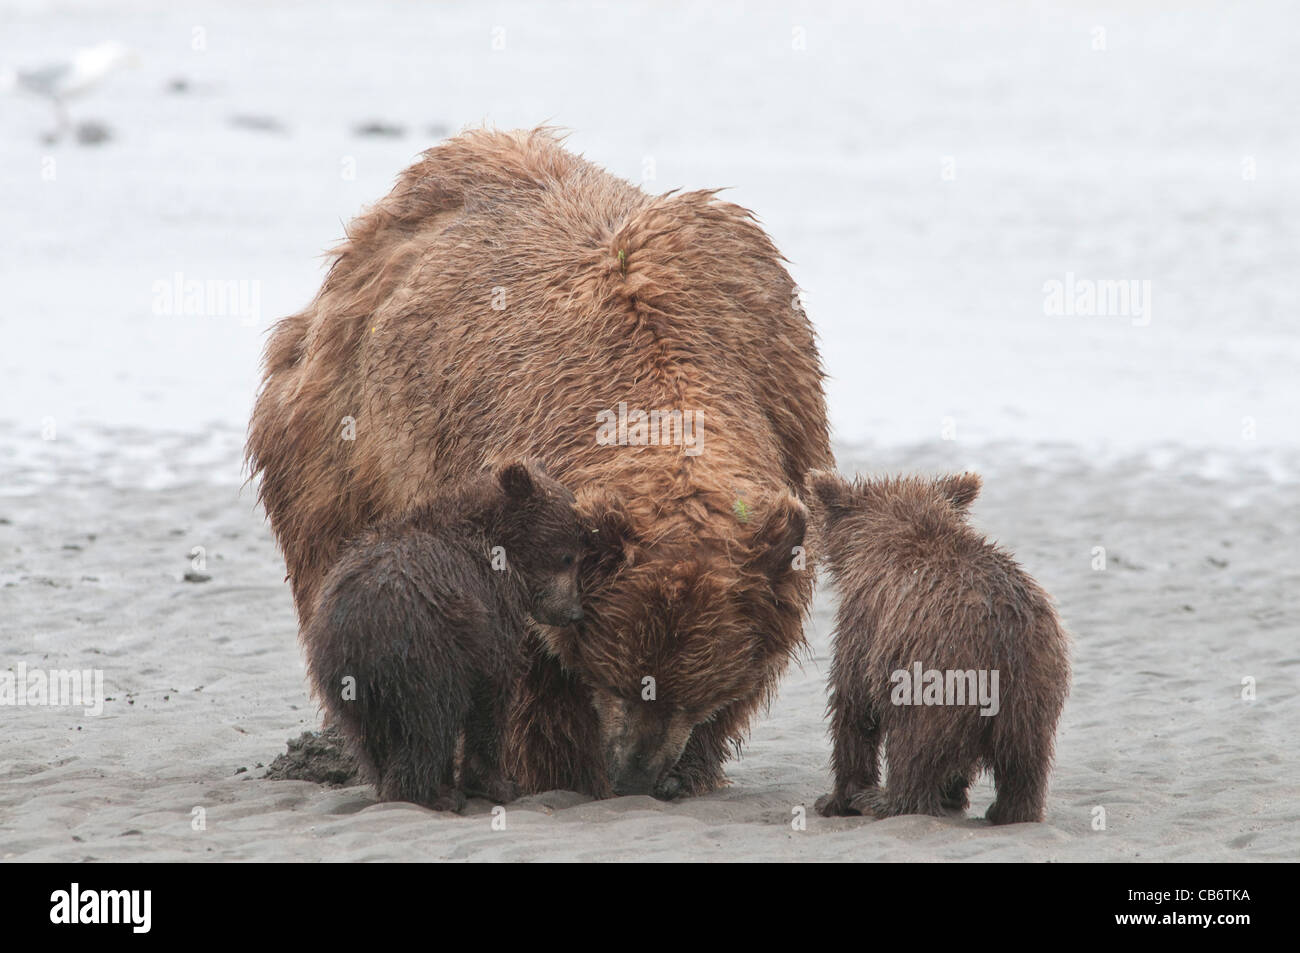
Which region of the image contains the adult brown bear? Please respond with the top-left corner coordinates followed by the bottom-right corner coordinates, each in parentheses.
top-left (247, 128), bottom-right (832, 798)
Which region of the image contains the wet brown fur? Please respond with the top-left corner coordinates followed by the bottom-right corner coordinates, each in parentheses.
top-left (246, 128), bottom-right (832, 798)
top-left (807, 471), bottom-right (1070, 824)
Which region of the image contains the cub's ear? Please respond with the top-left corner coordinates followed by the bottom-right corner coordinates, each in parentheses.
top-left (804, 469), bottom-right (853, 523)
top-left (747, 494), bottom-right (808, 579)
top-left (496, 461), bottom-right (538, 501)
top-left (935, 472), bottom-right (981, 512)
top-left (575, 487), bottom-right (637, 579)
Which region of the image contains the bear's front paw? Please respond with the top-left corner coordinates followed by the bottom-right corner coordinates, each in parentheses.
top-left (651, 760), bottom-right (725, 800)
top-left (653, 774), bottom-right (685, 801)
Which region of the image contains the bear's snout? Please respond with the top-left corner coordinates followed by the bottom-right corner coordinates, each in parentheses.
top-left (592, 692), bottom-right (695, 799)
top-left (607, 746), bottom-right (682, 799)
top-left (610, 761), bottom-right (658, 797)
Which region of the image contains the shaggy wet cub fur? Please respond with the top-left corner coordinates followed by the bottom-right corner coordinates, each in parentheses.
top-left (303, 462), bottom-right (589, 811)
top-left (807, 471), bottom-right (1070, 825)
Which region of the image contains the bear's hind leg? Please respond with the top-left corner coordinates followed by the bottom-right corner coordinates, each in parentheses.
top-left (356, 668), bottom-right (467, 811)
top-left (816, 691), bottom-right (883, 817)
top-left (380, 752), bottom-right (465, 813)
top-left (850, 724), bottom-right (961, 819)
top-left (986, 735), bottom-right (1051, 825)
top-left (349, 644), bottom-right (470, 811)
top-left (847, 770), bottom-right (950, 819)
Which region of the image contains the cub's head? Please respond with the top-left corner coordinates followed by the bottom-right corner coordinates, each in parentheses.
top-left (492, 461), bottom-right (590, 627)
top-left (805, 469), bottom-right (982, 563)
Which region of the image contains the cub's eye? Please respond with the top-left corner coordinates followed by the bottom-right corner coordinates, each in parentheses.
top-left (562, 554), bottom-right (575, 567)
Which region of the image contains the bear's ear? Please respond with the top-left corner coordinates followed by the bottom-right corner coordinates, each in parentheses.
top-left (748, 494), bottom-right (808, 579)
top-left (935, 472), bottom-right (981, 512)
top-left (497, 461), bottom-right (538, 501)
top-left (804, 469), bottom-right (854, 524)
top-left (575, 487), bottom-right (637, 579)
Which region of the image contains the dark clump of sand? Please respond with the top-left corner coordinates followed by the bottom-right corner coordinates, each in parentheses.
top-left (265, 725), bottom-right (360, 786)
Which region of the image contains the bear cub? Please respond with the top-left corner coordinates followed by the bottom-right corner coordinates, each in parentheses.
top-left (807, 471), bottom-right (1070, 825)
top-left (304, 461), bottom-right (590, 811)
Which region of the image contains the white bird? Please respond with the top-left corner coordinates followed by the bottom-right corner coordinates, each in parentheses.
top-left (2, 42), bottom-right (139, 142)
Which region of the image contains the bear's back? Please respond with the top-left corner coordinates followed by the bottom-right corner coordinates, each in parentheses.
top-left (349, 129), bottom-right (827, 516)
top-left (314, 520), bottom-right (510, 672)
top-left (834, 511), bottom-right (1065, 691)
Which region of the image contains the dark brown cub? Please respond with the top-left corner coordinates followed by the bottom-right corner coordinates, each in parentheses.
top-left (303, 461), bottom-right (589, 811)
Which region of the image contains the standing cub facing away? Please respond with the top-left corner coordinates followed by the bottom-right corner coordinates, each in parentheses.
top-left (807, 471), bottom-right (1070, 825)
top-left (304, 462), bottom-right (589, 811)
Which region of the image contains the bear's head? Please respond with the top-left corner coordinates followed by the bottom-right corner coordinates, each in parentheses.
top-left (492, 461), bottom-right (591, 628)
top-left (547, 487), bottom-right (809, 797)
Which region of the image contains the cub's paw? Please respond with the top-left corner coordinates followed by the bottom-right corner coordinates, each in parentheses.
top-left (427, 788), bottom-right (467, 814)
top-left (461, 765), bottom-right (520, 805)
top-left (985, 799), bottom-right (1040, 826)
top-left (814, 792), bottom-right (860, 817)
top-left (939, 777), bottom-right (971, 814)
top-left (846, 787), bottom-right (893, 818)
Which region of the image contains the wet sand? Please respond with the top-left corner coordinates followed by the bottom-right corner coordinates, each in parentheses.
top-left (2, 428), bottom-right (1295, 861)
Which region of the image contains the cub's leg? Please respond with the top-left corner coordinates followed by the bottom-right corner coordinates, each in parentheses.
top-left (304, 533), bottom-right (475, 812)
top-left (847, 720), bottom-right (960, 819)
top-left (816, 690), bottom-right (882, 817)
top-left (986, 730), bottom-right (1051, 825)
top-left (938, 766), bottom-right (979, 814)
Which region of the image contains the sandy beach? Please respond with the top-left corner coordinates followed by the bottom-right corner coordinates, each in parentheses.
top-left (2, 426), bottom-right (1295, 862)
